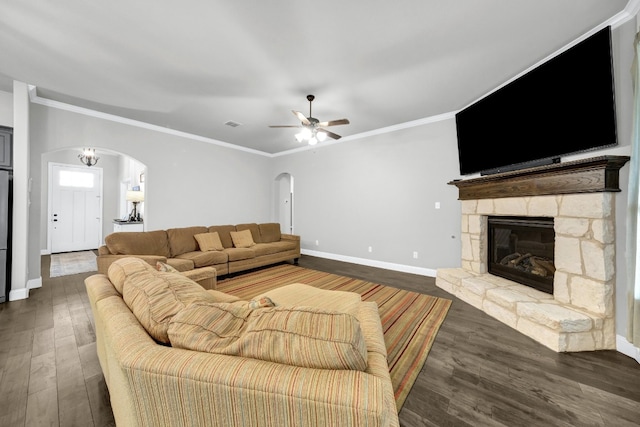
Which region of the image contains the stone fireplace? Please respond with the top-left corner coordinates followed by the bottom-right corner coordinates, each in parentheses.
top-left (436, 156), bottom-right (629, 352)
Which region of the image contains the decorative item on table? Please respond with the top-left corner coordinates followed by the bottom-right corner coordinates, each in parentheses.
top-left (126, 190), bottom-right (144, 222)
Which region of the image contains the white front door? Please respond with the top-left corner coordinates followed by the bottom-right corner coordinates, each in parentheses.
top-left (49, 163), bottom-right (103, 253)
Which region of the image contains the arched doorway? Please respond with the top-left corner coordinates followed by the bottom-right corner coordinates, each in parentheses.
top-left (274, 173), bottom-right (294, 234)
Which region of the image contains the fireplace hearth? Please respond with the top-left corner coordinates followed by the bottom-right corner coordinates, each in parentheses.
top-left (437, 156), bottom-right (630, 352)
top-left (488, 216), bottom-right (555, 294)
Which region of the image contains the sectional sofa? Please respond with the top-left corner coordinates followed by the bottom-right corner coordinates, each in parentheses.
top-left (97, 222), bottom-right (300, 276)
top-left (86, 257), bottom-right (399, 426)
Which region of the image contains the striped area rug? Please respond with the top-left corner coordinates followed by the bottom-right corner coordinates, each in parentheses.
top-left (217, 264), bottom-right (451, 411)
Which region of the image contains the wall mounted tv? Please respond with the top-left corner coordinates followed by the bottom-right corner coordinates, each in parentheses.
top-left (455, 26), bottom-right (617, 176)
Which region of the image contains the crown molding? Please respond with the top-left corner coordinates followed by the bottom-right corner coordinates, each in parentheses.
top-left (27, 87), bottom-right (272, 157)
top-left (272, 111), bottom-right (456, 157)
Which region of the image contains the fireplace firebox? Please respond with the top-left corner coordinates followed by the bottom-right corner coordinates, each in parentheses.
top-left (488, 216), bottom-right (555, 294)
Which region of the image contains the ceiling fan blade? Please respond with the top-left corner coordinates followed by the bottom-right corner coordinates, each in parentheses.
top-left (318, 128), bottom-right (341, 140)
top-left (292, 110), bottom-right (311, 125)
top-left (269, 125), bottom-right (301, 128)
top-left (317, 118), bottom-right (350, 127)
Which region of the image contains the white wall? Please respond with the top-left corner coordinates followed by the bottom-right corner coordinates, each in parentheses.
top-left (28, 104), bottom-right (273, 281)
top-left (271, 118), bottom-right (462, 275)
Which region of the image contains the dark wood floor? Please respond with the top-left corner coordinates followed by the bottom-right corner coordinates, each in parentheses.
top-left (0, 255), bottom-right (639, 426)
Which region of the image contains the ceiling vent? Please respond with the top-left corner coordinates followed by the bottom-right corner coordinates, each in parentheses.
top-left (224, 120), bottom-right (242, 128)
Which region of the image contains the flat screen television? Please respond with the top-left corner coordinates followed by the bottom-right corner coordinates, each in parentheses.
top-left (455, 26), bottom-right (617, 176)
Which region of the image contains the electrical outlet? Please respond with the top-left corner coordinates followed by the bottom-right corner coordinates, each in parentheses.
top-left (368, 246), bottom-right (373, 253)
top-left (315, 240), bottom-right (319, 246)
top-left (413, 251), bottom-right (418, 259)
top-left (435, 201), bottom-right (441, 209)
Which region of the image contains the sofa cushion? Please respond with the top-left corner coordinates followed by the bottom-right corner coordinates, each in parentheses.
top-left (122, 270), bottom-right (221, 344)
top-left (176, 250), bottom-right (228, 268)
top-left (259, 223), bottom-right (282, 243)
top-left (166, 226), bottom-right (208, 257)
top-left (168, 303), bottom-right (368, 371)
top-left (107, 257), bottom-right (156, 294)
top-left (194, 232), bottom-right (224, 251)
top-left (235, 223), bottom-right (262, 244)
top-left (105, 230), bottom-right (171, 258)
top-left (166, 258), bottom-right (194, 272)
top-left (230, 229), bottom-right (255, 248)
top-left (208, 225), bottom-right (236, 248)
top-left (224, 247), bottom-right (256, 261)
top-left (252, 243), bottom-right (288, 257)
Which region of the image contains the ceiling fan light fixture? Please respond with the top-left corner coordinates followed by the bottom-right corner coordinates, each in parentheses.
top-left (294, 132), bottom-right (304, 143)
top-left (316, 131), bottom-right (327, 142)
top-left (308, 136), bottom-right (318, 145)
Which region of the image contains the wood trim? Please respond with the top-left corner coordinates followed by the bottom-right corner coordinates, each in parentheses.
top-left (449, 156), bottom-right (630, 200)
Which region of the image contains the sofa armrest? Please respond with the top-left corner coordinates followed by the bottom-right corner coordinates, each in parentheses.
top-left (96, 254), bottom-right (167, 275)
top-left (281, 233), bottom-right (300, 242)
top-left (181, 267), bottom-right (217, 290)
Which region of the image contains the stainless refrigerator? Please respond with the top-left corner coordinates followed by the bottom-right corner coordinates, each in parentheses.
top-left (0, 169), bottom-right (11, 303)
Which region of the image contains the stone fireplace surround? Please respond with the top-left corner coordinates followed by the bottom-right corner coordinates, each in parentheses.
top-left (436, 156), bottom-right (630, 352)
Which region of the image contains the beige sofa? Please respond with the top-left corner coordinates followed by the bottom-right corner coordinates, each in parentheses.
top-left (97, 222), bottom-right (300, 276)
top-left (86, 257), bottom-right (399, 427)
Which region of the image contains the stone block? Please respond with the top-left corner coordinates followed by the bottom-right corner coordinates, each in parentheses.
top-left (461, 214), bottom-right (469, 233)
top-left (476, 199), bottom-right (494, 215)
top-left (486, 288), bottom-right (538, 311)
top-left (483, 299), bottom-right (518, 328)
top-left (528, 196), bottom-right (559, 217)
top-left (461, 233), bottom-right (473, 261)
top-left (559, 193), bottom-right (611, 219)
top-left (553, 271), bottom-right (570, 304)
top-left (516, 317), bottom-right (561, 352)
top-left (461, 200), bottom-right (477, 214)
top-left (468, 214), bottom-right (483, 235)
top-left (554, 236), bottom-right (582, 275)
top-left (435, 277), bottom-right (455, 295)
top-left (494, 198), bottom-right (528, 216)
top-left (555, 217), bottom-right (589, 237)
top-left (517, 302), bottom-right (592, 332)
top-left (569, 276), bottom-right (612, 316)
top-left (457, 286), bottom-right (485, 310)
top-left (564, 332), bottom-right (596, 352)
top-left (437, 268), bottom-right (474, 285)
top-left (591, 219), bottom-right (615, 244)
top-left (581, 241), bottom-right (614, 282)
top-left (461, 276), bottom-right (496, 295)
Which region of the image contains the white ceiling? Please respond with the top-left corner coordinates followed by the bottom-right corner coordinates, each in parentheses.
top-left (0, 0), bottom-right (633, 154)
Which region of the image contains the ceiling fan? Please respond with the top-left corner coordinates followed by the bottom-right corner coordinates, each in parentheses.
top-left (269, 95), bottom-right (350, 144)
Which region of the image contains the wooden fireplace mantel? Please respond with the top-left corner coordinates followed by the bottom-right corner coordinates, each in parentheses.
top-left (449, 155), bottom-right (630, 200)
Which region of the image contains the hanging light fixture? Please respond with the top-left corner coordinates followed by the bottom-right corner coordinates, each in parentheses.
top-left (78, 148), bottom-right (100, 167)
top-left (295, 127), bottom-right (327, 145)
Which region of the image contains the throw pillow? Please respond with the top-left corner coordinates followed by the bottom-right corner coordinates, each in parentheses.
top-left (230, 229), bottom-right (255, 248)
top-left (156, 261), bottom-right (179, 273)
top-left (168, 303), bottom-right (368, 371)
top-left (194, 232), bottom-right (224, 251)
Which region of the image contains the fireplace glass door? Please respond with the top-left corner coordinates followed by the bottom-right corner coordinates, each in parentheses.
top-left (488, 216), bottom-right (555, 294)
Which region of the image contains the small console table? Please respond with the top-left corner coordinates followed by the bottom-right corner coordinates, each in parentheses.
top-left (113, 220), bottom-right (144, 232)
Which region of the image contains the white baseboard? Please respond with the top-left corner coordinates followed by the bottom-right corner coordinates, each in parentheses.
top-left (9, 287), bottom-right (29, 301)
top-left (616, 335), bottom-right (640, 364)
top-left (301, 249), bottom-right (437, 277)
top-left (28, 277), bottom-right (42, 289)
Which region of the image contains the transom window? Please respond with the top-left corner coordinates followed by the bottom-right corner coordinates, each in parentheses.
top-left (59, 170), bottom-right (95, 188)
